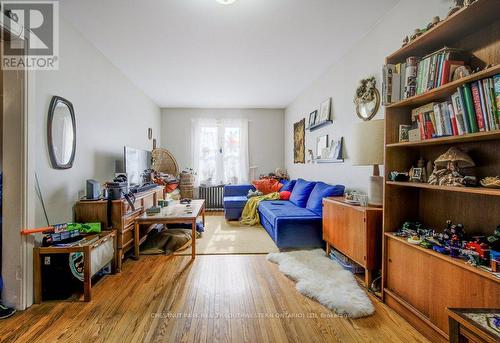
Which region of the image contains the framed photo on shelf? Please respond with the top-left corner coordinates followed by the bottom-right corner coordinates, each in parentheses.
top-left (328, 137), bottom-right (344, 160)
top-left (308, 110), bottom-right (318, 127)
top-left (399, 124), bottom-right (412, 142)
top-left (316, 134), bottom-right (328, 159)
top-left (318, 98), bottom-right (331, 123)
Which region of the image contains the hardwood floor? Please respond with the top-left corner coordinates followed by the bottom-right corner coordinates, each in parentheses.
top-left (0, 255), bottom-right (428, 343)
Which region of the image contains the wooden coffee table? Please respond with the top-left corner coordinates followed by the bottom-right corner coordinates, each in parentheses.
top-left (134, 199), bottom-right (205, 259)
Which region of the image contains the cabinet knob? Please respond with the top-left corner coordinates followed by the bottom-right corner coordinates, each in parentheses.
top-left (388, 258), bottom-right (392, 263)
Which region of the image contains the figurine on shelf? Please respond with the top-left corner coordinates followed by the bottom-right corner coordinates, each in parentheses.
top-left (426, 16), bottom-right (440, 30)
top-left (447, 0), bottom-right (464, 17)
top-left (464, 237), bottom-right (490, 265)
top-left (428, 147), bottom-right (475, 187)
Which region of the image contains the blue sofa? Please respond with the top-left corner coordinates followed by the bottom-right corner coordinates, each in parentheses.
top-left (223, 179), bottom-right (345, 249)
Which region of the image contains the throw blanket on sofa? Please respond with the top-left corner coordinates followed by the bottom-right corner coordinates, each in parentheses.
top-left (240, 192), bottom-right (280, 226)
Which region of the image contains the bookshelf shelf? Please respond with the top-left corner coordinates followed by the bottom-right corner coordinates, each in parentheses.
top-left (386, 64), bottom-right (500, 109)
top-left (386, 129), bottom-right (500, 147)
top-left (386, 0), bottom-right (500, 64)
top-left (386, 181), bottom-right (500, 197)
top-left (385, 233), bottom-right (499, 284)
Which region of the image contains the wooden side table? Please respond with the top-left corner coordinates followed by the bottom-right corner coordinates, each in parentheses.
top-left (322, 197), bottom-right (383, 287)
top-left (447, 308), bottom-right (500, 343)
top-left (33, 231), bottom-right (116, 303)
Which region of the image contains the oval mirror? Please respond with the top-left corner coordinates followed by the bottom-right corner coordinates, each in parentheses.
top-left (48, 96), bottom-right (76, 169)
top-left (354, 77), bottom-right (380, 121)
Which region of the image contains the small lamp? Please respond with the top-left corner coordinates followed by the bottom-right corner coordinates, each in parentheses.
top-left (351, 119), bottom-right (384, 207)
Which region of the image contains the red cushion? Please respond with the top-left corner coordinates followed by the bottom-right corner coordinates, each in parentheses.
top-left (252, 179), bottom-right (283, 195)
top-left (279, 191), bottom-right (291, 200)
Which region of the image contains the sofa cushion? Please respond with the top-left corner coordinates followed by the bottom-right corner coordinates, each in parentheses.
top-left (223, 196), bottom-right (248, 209)
top-left (289, 179), bottom-right (316, 208)
top-left (258, 201), bottom-right (320, 225)
top-left (306, 182), bottom-right (346, 215)
top-left (252, 179), bottom-right (283, 194)
top-left (279, 191), bottom-right (291, 200)
top-left (280, 179), bottom-right (296, 192)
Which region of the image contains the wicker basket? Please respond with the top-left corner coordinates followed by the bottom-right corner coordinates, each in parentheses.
top-left (179, 172), bottom-right (195, 199)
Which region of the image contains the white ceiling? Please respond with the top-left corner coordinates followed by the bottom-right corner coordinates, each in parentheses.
top-left (62, 0), bottom-right (399, 108)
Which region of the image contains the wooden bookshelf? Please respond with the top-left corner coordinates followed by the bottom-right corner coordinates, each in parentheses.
top-left (382, 1), bottom-right (500, 342)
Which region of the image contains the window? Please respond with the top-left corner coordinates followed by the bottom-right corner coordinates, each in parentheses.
top-left (192, 118), bottom-right (249, 186)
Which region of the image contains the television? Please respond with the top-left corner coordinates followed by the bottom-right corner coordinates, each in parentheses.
top-left (124, 146), bottom-right (152, 186)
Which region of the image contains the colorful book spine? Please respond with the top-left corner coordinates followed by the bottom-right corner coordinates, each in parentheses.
top-left (470, 81), bottom-right (486, 131)
top-left (461, 84), bottom-right (478, 133)
top-left (451, 91), bottom-right (468, 134)
top-left (478, 80), bottom-right (490, 131)
top-left (447, 101), bottom-right (459, 136)
top-left (493, 75), bottom-right (500, 127)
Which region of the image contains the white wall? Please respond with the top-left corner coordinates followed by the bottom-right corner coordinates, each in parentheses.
top-left (161, 108), bottom-right (284, 178)
top-left (284, 0), bottom-right (450, 192)
top-left (33, 19), bottom-right (161, 226)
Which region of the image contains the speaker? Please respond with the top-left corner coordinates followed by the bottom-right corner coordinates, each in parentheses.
top-left (86, 179), bottom-right (101, 200)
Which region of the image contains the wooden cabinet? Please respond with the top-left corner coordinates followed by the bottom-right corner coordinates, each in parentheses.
top-left (75, 187), bottom-right (164, 272)
top-left (322, 197), bottom-right (383, 286)
top-left (385, 235), bottom-right (500, 342)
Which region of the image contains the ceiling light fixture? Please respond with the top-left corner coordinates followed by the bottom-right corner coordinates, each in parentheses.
top-left (216, 0), bottom-right (237, 5)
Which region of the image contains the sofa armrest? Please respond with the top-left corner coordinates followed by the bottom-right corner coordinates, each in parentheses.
top-left (223, 184), bottom-right (255, 197)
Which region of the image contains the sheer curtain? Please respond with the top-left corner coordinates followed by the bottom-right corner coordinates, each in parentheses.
top-left (191, 118), bottom-right (249, 186)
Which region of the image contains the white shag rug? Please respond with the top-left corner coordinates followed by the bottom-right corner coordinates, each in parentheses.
top-left (267, 249), bottom-right (374, 318)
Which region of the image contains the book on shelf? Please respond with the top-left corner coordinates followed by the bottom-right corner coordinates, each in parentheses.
top-left (399, 74), bottom-right (500, 142)
top-left (383, 47), bottom-right (468, 105)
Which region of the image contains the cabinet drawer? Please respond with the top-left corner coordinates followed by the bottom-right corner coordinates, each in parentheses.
top-left (121, 225), bottom-right (134, 247)
top-left (123, 208), bottom-right (142, 227)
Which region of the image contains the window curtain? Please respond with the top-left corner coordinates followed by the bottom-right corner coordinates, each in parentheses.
top-left (191, 118), bottom-right (249, 187)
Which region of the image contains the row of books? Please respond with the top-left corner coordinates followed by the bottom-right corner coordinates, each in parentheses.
top-left (383, 47), bottom-right (467, 105)
top-left (407, 74), bottom-right (500, 141)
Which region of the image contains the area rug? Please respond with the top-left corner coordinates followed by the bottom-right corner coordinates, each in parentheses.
top-left (267, 249), bottom-right (374, 318)
top-left (175, 216), bottom-right (279, 255)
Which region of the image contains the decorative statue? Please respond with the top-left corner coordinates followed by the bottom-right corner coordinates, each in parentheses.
top-left (354, 77), bottom-right (377, 104)
top-left (428, 147), bottom-right (475, 187)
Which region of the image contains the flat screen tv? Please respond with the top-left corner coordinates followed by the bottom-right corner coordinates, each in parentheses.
top-left (124, 146), bottom-right (151, 186)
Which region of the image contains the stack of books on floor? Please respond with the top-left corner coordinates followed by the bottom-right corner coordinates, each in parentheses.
top-left (402, 74), bottom-right (500, 142)
top-left (383, 47), bottom-right (467, 104)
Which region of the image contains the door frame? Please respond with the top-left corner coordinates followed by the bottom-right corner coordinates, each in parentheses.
top-left (1, 34), bottom-right (36, 310)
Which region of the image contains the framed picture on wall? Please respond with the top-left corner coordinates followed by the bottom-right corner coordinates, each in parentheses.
top-left (318, 98), bottom-right (331, 123)
top-left (293, 119), bottom-right (305, 164)
top-left (316, 134), bottom-right (328, 159)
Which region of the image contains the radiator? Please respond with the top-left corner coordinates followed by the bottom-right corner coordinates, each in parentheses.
top-left (198, 185), bottom-right (225, 211)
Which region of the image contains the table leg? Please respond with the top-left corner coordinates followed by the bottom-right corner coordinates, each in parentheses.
top-left (83, 246), bottom-right (92, 302)
top-left (134, 221), bottom-right (140, 260)
top-left (33, 248), bottom-right (42, 304)
top-left (111, 233), bottom-right (117, 274)
top-left (325, 243), bottom-right (330, 256)
top-left (202, 204), bottom-right (205, 226)
top-left (192, 220), bottom-right (196, 259)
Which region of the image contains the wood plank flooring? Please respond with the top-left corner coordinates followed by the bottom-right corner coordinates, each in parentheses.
top-left (0, 255), bottom-right (428, 343)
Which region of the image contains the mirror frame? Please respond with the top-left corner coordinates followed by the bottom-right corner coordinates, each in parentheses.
top-left (355, 88), bottom-right (380, 121)
top-left (47, 95), bottom-right (76, 169)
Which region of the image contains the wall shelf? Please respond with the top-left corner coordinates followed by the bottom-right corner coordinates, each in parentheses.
top-left (313, 158), bottom-right (344, 164)
top-left (307, 120), bottom-right (332, 131)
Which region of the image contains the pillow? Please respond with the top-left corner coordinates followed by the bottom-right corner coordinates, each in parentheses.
top-left (279, 191), bottom-right (291, 200)
top-left (289, 179), bottom-right (316, 207)
top-left (306, 182), bottom-right (345, 215)
top-left (280, 179), bottom-right (296, 192)
top-left (252, 179), bottom-right (283, 194)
